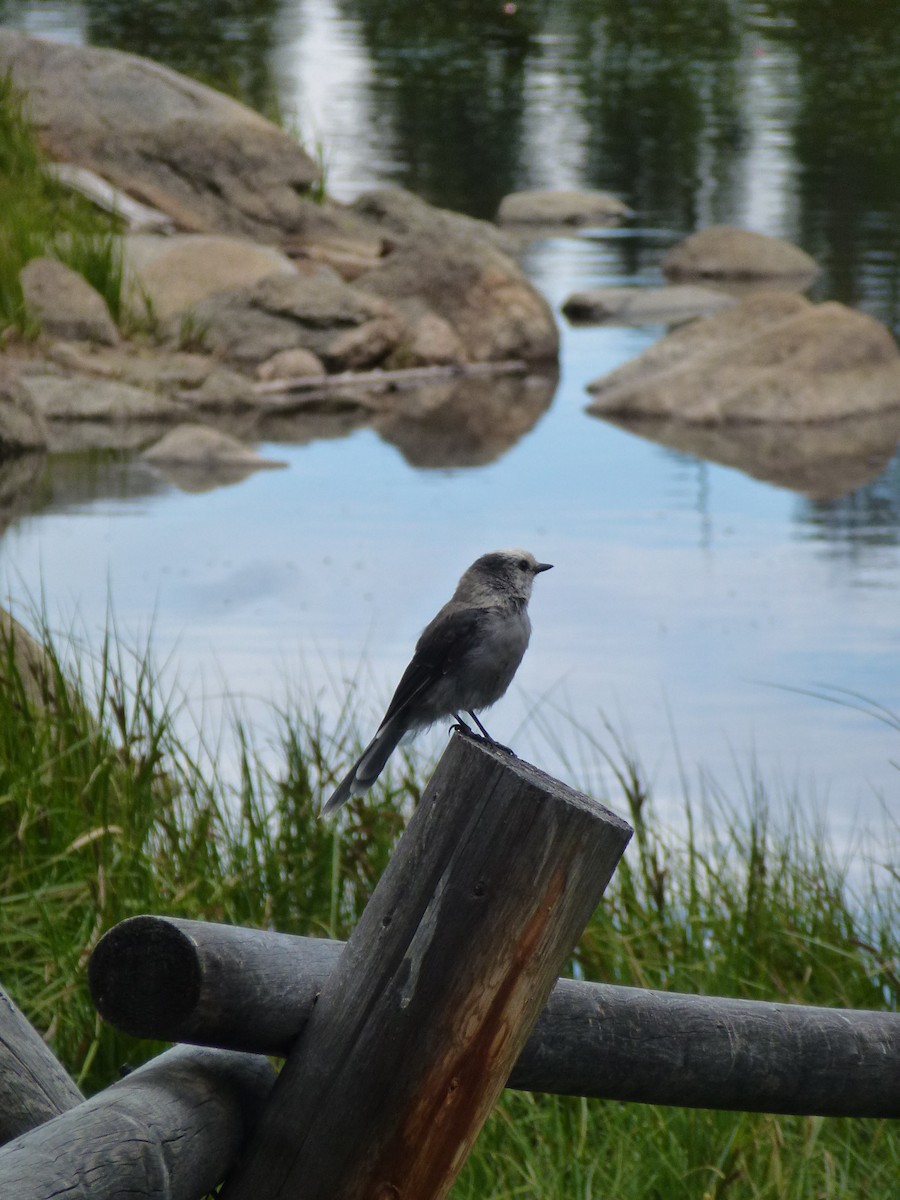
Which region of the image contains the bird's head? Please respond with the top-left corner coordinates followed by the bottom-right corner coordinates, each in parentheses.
top-left (462, 549), bottom-right (553, 604)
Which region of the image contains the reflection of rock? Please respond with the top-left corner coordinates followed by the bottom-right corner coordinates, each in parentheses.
top-left (122, 234), bottom-right (297, 322)
top-left (374, 371), bottom-right (558, 468)
top-left (563, 285), bottom-right (736, 326)
top-left (587, 293), bottom-right (900, 423)
top-left (597, 410), bottom-right (900, 501)
top-left (497, 188), bottom-right (633, 227)
top-left (662, 226), bottom-right (819, 282)
top-left (0, 452), bottom-right (46, 536)
top-left (353, 189), bottom-right (559, 364)
top-left (20, 257), bottom-right (119, 345)
top-left (142, 423), bottom-right (287, 493)
top-left (0, 30), bottom-right (320, 241)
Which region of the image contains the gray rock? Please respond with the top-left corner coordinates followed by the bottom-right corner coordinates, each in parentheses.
top-left (586, 292), bottom-right (900, 423)
top-left (562, 285), bottom-right (737, 326)
top-left (20, 373), bottom-right (188, 421)
top-left (194, 268), bottom-right (406, 369)
top-left (351, 187), bottom-right (513, 254)
top-left (255, 348), bottom-right (325, 382)
top-left (662, 226), bottom-right (819, 280)
top-left (123, 234), bottom-right (297, 321)
top-left (0, 30), bottom-right (319, 240)
top-left (20, 257), bottom-right (119, 346)
top-left (0, 369), bottom-right (48, 451)
top-left (496, 188), bottom-right (633, 226)
top-left (355, 221), bottom-right (558, 364)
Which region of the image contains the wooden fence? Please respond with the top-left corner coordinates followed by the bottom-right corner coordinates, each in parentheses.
top-left (0, 733), bottom-right (897, 1199)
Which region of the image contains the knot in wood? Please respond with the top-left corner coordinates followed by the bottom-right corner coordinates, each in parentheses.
top-left (375, 1184), bottom-right (401, 1200)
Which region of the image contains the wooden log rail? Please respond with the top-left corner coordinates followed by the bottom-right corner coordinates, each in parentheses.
top-left (0, 1044), bottom-right (275, 1199)
top-left (90, 914), bottom-right (900, 1120)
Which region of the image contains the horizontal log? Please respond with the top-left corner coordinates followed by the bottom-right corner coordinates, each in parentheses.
top-left (0, 979), bottom-right (84, 1145)
top-left (90, 915), bottom-right (900, 1119)
top-left (0, 1044), bottom-right (275, 1200)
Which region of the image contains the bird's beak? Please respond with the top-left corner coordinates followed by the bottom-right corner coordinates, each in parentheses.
top-left (534, 562), bottom-right (553, 574)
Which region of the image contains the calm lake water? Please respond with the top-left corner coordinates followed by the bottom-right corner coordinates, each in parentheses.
top-left (3, 0), bottom-right (900, 859)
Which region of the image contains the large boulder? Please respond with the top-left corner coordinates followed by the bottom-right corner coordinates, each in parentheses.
top-left (123, 235), bottom-right (297, 321)
top-left (20, 257), bottom-right (119, 345)
top-left (192, 268), bottom-right (407, 370)
top-left (587, 292), bottom-right (900, 423)
top-left (0, 30), bottom-right (320, 240)
top-left (352, 190), bottom-right (558, 363)
top-left (662, 226), bottom-right (819, 281)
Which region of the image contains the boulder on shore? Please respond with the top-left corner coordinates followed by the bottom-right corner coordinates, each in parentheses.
top-left (353, 191), bottom-right (558, 364)
top-left (123, 235), bottom-right (297, 322)
top-left (0, 369), bottom-right (49, 452)
top-left (20, 257), bottom-right (119, 346)
top-left (662, 226), bottom-right (819, 281)
top-left (586, 292), bottom-right (900, 423)
top-left (0, 29), bottom-right (320, 241)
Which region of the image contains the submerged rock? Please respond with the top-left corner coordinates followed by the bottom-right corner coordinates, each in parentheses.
top-left (662, 226), bottom-right (819, 281)
top-left (563, 285), bottom-right (736, 326)
top-left (587, 292), bottom-right (900, 423)
top-left (496, 188), bottom-right (633, 226)
top-left (20, 257), bottom-right (119, 346)
top-left (142, 423), bottom-right (287, 492)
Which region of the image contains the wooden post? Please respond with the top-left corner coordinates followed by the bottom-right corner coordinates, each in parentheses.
top-left (0, 1044), bottom-right (276, 1200)
top-left (0, 979), bottom-right (83, 1145)
top-left (90, 917), bottom-right (900, 1119)
top-left (223, 733), bottom-right (631, 1200)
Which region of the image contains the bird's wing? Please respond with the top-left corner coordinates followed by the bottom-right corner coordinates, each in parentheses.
top-left (378, 605), bottom-right (488, 728)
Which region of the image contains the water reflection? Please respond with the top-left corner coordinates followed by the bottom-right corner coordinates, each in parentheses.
top-left (81, 0), bottom-right (286, 117)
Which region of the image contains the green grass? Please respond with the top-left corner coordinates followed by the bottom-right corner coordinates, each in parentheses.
top-left (0, 73), bottom-right (124, 333)
top-left (0, 612), bottom-right (896, 1197)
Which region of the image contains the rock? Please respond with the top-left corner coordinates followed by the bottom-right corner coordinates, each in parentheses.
top-left (662, 226), bottom-right (819, 281)
top-left (20, 373), bottom-right (188, 421)
top-left (562, 284), bottom-right (737, 326)
top-left (189, 367), bottom-right (256, 410)
top-left (391, 305), bottom-right (467, 368)
top-left (0, 30), bottom-right (320, 240)
top-left (256, 348), bottom-right (325, 382)
top-left (20, 257), bottom-right (119, 346)
top-left (597, 411), bottom-right (900, 502)
top-left (193, 269), bottom-right (407, 369)
top-left (586, 293), bottom-right (900, 423)
top-left (123, 234), bottom-right (297, 321)
top-left (0, 368), bottom-right (49, 451)
top-left (354, 197), bottom-right (558, 363)
top-left (496, 188), bottom-right (633, 226)
top-left (351, 187), bottom-right (513, 255)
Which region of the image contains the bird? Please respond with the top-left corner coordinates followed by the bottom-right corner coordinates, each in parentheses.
top-left (320, 549), bottom-right (552, 815)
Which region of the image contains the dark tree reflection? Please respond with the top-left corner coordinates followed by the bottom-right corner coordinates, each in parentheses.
top-left (337, 0), bottom-right (538, 218)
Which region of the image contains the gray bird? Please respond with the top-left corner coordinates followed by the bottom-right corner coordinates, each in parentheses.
top-left (321, 549), bottom-right (552, 814)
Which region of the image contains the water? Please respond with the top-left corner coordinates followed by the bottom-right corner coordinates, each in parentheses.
top-left (2, 0), bottom-right (900, 854)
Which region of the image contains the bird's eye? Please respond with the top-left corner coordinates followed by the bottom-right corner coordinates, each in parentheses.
top-left (518, 558), bottom-right (529, 571)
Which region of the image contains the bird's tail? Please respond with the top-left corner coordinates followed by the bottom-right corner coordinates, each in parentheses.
top-left (320, 716), bottom-right (406, 816)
